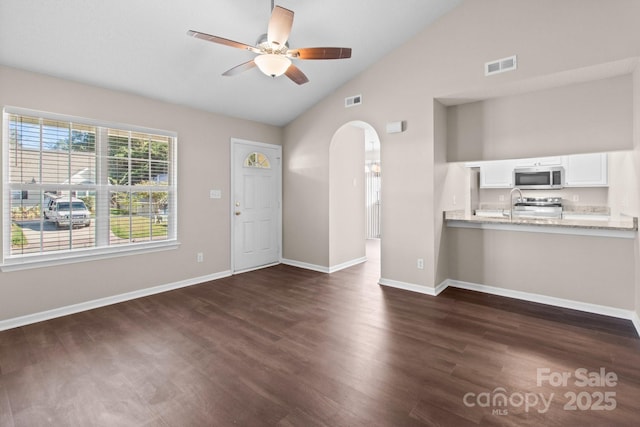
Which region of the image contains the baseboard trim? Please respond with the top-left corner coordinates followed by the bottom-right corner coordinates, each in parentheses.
top-left (379, 277), bottom-right (448, 296)
top-left (329, 257), bottom-right (367, 273)
top-left (4, 270), bottom-right (638, 338)
top-left (233, 262), bottom-right (280, 274)
top-left (281, 257), bottom-right (367, 274)
top-left (445, 279), bottom-right (636, 322)
top-left (281, 258), bottom-right (330, 273)
top-left (0, 270), bottom-right (232, 332)
top-left (632, 312), bottom-right (640, 337)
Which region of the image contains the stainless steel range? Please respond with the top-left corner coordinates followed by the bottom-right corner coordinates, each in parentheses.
top-left (513, 197), bottom-right (562, 219)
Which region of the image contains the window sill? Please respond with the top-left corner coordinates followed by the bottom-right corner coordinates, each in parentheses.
top-left (1, 240), bottom-right (181, 272)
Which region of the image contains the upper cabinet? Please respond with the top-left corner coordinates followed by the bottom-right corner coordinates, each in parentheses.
top-left (479, 160), bottom-right (515, 188)
top-left (478, 157), bottom-right (564, 188)
top-left (514, 157), bottom-right (563, 167)
top-left (475, 153), bottom-right (608, 188)
top-left (564, 153), bottom-right (608, 187)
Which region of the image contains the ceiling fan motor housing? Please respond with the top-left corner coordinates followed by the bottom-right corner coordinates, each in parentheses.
top-left (256, 33), bottom-right (289, 52)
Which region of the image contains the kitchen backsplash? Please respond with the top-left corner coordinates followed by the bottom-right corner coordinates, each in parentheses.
top-left (477, 187), bottom-right (609, 210)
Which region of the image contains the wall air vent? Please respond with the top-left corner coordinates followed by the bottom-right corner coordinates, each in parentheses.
top-left (485, 55), bottom-right (517, 76)
top-left (345, 94), bottom-right (362, 108)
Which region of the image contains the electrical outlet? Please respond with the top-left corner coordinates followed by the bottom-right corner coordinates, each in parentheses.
top-left (572, 194), bottom-right (579, 202)
top-left (499, 195), bottom-right (505, 202)
top-left (452, 195), bottom-right (457, 205)
top-left (417, 258), bottom-right (424, 269)
top-left (197, 252), bottom-right (203, 263)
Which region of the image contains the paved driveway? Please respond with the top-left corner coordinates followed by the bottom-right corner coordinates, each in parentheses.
top-left (14, 219), bottom-right (96, 254)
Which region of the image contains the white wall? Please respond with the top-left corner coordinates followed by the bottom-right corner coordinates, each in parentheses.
top-left (447, 227), bottom-right (636, 309)
top-left (634, 66), bottom-right (640, 324)
top-left (446, 75), bottom-right (634, 162)
top-left (283, 0), bottom-right (640, 298)
top-left (434, 101), bottom-right (469, 285)
top-left (607, 151), bottom-right (639, 218)
top-left (4, 0), bottom-right (640, 323)
top-left (0, 65), bottom-right (282, 322)
top-left (329, 125), bottom-right (366, 268)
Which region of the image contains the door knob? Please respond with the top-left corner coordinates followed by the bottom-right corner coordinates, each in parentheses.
top-left (235, 211), bottom-right (241, 216)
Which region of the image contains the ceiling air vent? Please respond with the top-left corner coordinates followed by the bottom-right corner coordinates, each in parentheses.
top-left (485, 55), bottom-right (517, 76)
top-left (345, 94), bottom-right (362, 108)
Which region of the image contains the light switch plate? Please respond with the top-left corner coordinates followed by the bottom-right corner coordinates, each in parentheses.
top-left (210, 189), bottom-right (222, 199)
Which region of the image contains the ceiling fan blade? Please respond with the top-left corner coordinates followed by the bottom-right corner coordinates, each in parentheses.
top-left (222, 60), bottom-right (257, 76)
top-left (187, 30), bottom-right (260, 54)
top-left (288, 47), bottom-right (352, 60)
top-left (267, 6), bottom-right (294, 48)
top-left (284, 64), bottom-right (309, 85)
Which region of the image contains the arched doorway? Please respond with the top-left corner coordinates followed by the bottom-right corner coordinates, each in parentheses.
top-left (329, 121), bottom-right (381, 273)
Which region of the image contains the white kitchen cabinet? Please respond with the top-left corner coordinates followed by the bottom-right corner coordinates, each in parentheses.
top-left (475, 153), bottom-right (608, 188)
top-left (514, 156), bottom-right (564, 167)
top-left (479, 160), bottom-right (515, 188)
top-left (564, 153), bottom-right (608, 187)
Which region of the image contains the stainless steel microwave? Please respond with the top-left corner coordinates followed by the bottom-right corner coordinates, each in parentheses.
top-left (513, 166), bottom-right (564, 189)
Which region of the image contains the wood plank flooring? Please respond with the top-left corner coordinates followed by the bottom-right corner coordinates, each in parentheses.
top-left (1, 245), bottom-right (639, 426)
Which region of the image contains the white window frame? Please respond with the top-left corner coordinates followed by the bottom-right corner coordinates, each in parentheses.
top-left (2, 107), bottom-right (179, 271)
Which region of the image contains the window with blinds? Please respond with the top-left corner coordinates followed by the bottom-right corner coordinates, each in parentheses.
top-left (3, 108), bottom-right (177, 268)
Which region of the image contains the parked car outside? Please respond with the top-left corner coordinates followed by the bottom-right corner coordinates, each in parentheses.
top-left (42, 195), bottom-right (56, 219)
top-left (46, 197), bottom-right (92, 228)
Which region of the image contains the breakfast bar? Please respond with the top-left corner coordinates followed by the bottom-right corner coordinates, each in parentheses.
top-left (444, 210), bottom-right (638, 239)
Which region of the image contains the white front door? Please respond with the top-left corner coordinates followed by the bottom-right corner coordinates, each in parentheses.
top-left (231, 139), bottom-right (281, 273)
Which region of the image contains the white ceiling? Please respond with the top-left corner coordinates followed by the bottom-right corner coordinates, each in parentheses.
top-left (0, 0), bottom-right (461, 126)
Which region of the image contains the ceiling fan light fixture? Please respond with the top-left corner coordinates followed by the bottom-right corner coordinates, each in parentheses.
top-left (255, 53), bottom-right (291, 77)
top-left (189, 5), bottom-right (350, 85)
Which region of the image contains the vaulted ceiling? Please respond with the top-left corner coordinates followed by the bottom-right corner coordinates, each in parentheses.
top-left (0, 0), bottom-right (461, 126)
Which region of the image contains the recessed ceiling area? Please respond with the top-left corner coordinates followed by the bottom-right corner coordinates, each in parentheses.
top-left (0, 0), bottom-right (462, 126)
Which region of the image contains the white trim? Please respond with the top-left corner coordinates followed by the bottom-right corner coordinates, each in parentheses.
top-left (4, 106), bottom-right (177, 137)
top-left (446, 279), bottom-right (636, 320)
top-left (230, 138), bottom-right (282, 274)
top-left (329, 256), bottom-right (367, 273)
top-left (3, 108), bottom-right (179, 267)
top-left (2, 111), bottom-right (10, 261)
top-left (233, 262), bottom-right (280, 274)
top-left (1, 241), bottom-right (180, 272)
top-left (281, 257), bottom-right (370, 274)
top-left (385, 277), bottom-right (639, 336)
top-left (281, 258), bottom-right (330, 273)
top-left (3, 269), bottom-right (638, 338)
top-left (632, 312), bottom-right (640, 337)
top-left (0, 270), bottom-right (232, 332)
top-left (446, 220), bottom-right (637, 239)
top-left (378, 277), bottom-right (447, 296)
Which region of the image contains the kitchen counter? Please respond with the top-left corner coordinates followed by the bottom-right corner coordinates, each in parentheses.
top-left (444, 210), bottom-right (638, 238)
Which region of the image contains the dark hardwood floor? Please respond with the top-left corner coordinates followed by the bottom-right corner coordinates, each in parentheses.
top-left (1, 241), bottom-right (640, 426)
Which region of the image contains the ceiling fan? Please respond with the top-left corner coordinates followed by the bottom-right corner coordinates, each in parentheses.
top-left (187, 2), bottom-right (352, 85)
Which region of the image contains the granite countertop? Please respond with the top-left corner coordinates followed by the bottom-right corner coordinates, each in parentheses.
top-left (444, 210), bottom-right (638, 232)
top-left (562, 205), bottom-right (610, 215)
top-left (476, 204), bottom-right (611, 216)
